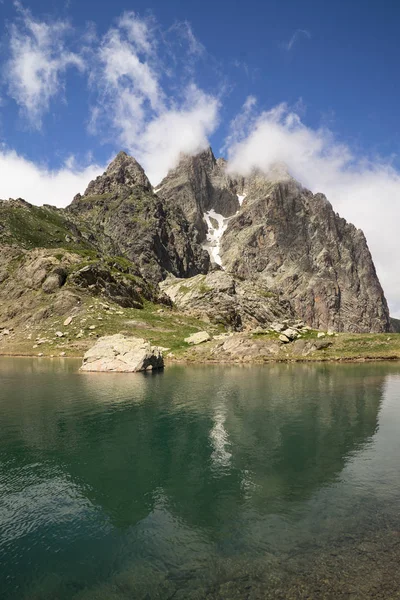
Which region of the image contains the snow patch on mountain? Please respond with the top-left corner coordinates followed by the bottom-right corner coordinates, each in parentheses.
top-left (237, 194), bottom-right (246, 206)
top-left (203, 209), bottom-right (230, 267)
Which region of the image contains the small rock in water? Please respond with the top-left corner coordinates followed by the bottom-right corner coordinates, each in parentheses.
top-left (60, 352), bottom-right (66, 357)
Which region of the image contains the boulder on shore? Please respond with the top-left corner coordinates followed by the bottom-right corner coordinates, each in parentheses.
top-left (80, 334), bottom-right (164, 372)
top-left (184, 331), bottom-right (211, 345)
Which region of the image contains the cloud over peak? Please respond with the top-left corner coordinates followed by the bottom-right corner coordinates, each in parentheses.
top-left (225, 100), bottom-right (400, 314)
top-left (90, 11), bottom-right (219, 183)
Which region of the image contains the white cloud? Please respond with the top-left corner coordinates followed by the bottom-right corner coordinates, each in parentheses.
top-left (138, 85), bottom-right (219, 183)
top-left (226, 101), bottom-right (400, 316)
top-left (168, 21), bottom-right (205, 57)
top-left (5, 3), bottom-right (84, 128)
top-left (0, 148), bottom-right (102, 207)
top-left (91, 12), bottom-right (220, 184)
top-left (283, 29), bottom-right (311, 51)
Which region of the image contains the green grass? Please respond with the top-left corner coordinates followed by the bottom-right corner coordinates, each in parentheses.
top-left (179, 285), bottom-right (191, 294)
top-left (0, 294), bottom-right (223, 358)
top-left (0, 203), bottom-right (94, 253)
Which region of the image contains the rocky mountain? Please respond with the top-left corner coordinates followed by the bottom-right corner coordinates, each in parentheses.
top-left (157, 147), bottom-right (243, 240)
top-left (68, 151), bottom-right (209, 282)
top-left (157, 149), bottom-right (390, 333)
top-left (0, 147), bottom-right (391, 344)
top-left (220, 177), bottom-right (390, 333)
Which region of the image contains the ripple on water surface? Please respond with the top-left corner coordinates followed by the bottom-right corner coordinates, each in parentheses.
top-left (0, 359), bottom-right (400, 599)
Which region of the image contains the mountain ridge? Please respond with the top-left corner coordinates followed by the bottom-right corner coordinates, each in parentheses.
top-left (0, 147), bottom-right (391, 342)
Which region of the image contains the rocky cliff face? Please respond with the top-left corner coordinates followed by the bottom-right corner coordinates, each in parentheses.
top-left (220, 177), bottom-right (390, 332)
top-left (158, 151), bottom-right (390, 333)
top-left (68, 151), bottom-right (209, 282)
top-left (157, 148), bottom-right (243, 239)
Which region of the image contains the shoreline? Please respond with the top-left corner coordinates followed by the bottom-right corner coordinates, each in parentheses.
top-left (2, 351), bottom-right (400, 365)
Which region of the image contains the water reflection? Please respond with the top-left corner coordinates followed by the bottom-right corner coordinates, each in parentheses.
top-left (1, 361), bottom-right (400, 599)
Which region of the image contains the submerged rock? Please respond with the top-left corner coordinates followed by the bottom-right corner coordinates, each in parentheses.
top-left (80, 334), bottom-right (164, 372)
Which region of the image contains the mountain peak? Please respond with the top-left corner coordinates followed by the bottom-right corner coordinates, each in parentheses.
top-left (83, 151), bottom-right (151, 197)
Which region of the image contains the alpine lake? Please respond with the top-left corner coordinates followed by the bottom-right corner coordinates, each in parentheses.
top-left (1, 358), bottom-right (400, 599)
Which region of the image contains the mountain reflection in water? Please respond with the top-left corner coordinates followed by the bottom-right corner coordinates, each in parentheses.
top-left (0, 359), bottom-right (399, 599)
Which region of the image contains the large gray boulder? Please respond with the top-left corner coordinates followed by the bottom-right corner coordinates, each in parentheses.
top-left (80, 334), bottom-right (164, 372)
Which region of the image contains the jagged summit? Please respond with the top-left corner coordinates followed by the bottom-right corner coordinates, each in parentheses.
top-left (153, 147), bottom-right (390, 332)
top-left (11, 146), bottom-right (386, 333)
top-left (82, 151), bottom-right (152, 199)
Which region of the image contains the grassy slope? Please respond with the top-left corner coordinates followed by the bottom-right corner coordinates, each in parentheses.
top-left (2, 306), bottom-right (400, 362)
top-left (0, 296), bottom-right (224, 358)
top-left (0, 202), bottom-right (94, 253)
top-left (253, 331), bottom-right (400, 362)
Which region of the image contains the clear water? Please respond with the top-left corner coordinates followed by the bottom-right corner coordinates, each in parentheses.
top-left (1, 358), bottom-right (400, 599)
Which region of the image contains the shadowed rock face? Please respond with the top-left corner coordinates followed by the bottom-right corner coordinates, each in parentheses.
top-left (68, 152), bottom-right (210, 282)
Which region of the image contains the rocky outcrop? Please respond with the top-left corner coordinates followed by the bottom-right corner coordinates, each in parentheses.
top-left (80, 334), bottom-right (164, 372)
top-left (160, 271), bottom-right (295, 330)
top-left (220, 178), bottom-right (390, 333)
top-left (68, 152), bottom-right (209, 283)
top-left (70, 264), bottom-right (145, 309)
top-left (157, 148), bottom-right (243, 239)
top-left (0, 243), bottom-right (163, 337)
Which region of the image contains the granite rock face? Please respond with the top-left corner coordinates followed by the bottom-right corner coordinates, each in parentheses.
top-left (157, 148), bottom-right (243, 240)
top-left (158, 152), bottom-right (390, 333)
top-left (220, 177), bottom-right (390, 333)
top-left (80, 334), bottom-right (164, 372)
top-left (160, 271), bottom-right (295, 331)
top-left (68, 152), bottom-right (209, 283)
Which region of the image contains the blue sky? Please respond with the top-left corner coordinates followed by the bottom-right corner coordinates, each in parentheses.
top-left (2, 0), bottom-right (400, 169)
top-left (1, 0), bottom-right (400, 313)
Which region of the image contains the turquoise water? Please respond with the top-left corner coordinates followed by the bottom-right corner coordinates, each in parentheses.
top-left (1, 358), bottom-right (400, 599)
